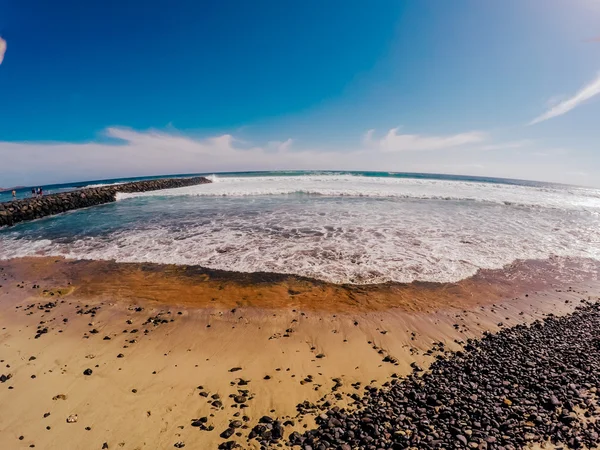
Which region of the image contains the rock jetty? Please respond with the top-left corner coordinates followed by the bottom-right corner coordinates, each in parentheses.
top-left (0, 177), bottom-right (211, 227)
top-left (284, 300), bottom-right (600, 450)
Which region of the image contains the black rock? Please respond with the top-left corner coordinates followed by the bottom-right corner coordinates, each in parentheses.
top-left (219, 427), bottom-right (234, 439)
top-left (276, 301), bottom-right (600, 450)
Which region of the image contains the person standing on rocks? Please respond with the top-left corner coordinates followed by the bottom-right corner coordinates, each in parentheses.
top-left (31, 188), bottom-right (36, 197)
top-left (11, 190), bottom-right (16, 199)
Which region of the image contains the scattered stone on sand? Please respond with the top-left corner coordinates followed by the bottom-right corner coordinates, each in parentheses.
top-left (219, 427), bottom-right (234, 439)
top-left (286, 301), bottom-right (600, 450)
top-left (66, 414), bottom-right (78, 423)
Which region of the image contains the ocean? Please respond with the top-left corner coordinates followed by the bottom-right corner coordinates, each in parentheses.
top-left (2, 170), bottom-right (600, 284)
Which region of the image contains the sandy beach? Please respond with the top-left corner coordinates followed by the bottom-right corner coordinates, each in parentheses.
top-left (5, 1), bottom-right (600, 447)
top-left (1, 256), bottom-right (598, 449)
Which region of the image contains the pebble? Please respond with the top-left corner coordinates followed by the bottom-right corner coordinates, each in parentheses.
top-left (285, 301), bottom-right (600, 450)
top-left (220, 427), bottom-right (235, 439)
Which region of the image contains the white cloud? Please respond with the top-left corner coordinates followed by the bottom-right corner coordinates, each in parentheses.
top-left (545, 95), bottom-right (566, 108)
top-left (0, 126), bottom-right (592, 187)
top-left (530, 148), bottom-right (568, 157)
top-left (480, 140), bottom-right (533, 151)
top-left (267, 138), bottom-right (293, 152)
top-left (530, 72), bottom-right (600, 125)
top-left (2, 126), bottom-right (488, 186)
top-left (0, 38), bottom-right (6, 65)
top-left (0, 128), bottom-right (341, 186)
top-left (365, 127), bottom-right (486, 152)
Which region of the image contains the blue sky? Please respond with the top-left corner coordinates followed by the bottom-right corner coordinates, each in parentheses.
top-left (1, 0), bottom-right (599, 186)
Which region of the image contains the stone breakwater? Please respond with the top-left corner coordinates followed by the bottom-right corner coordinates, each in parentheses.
top-left (0, 177), bottom-right (211, 227)
top-left (273, 300), bottom-right (600, 450)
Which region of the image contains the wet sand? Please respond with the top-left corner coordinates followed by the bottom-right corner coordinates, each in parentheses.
top-left (0, 257), bottom-right (598, 449)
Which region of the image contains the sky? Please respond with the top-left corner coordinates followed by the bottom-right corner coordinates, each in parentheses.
top-left (1, 0), bottom-right (600, 187)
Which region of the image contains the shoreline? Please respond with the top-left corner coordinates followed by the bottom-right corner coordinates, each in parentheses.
top-left (1, 255), bottom-right (599, 448)
top-left (1, 255), bottom-right (598, 312)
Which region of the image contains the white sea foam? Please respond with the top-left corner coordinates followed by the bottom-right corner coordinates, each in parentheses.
top-left (3, 173), bottom-right (600, 284)
top-left (116, 175), bottom-right (600, 211)
top-left (83, 181), bottom-right (126, 188)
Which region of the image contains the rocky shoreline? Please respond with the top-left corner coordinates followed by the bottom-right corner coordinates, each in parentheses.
top-left (274, 300), bottom-right (600, 450)
top-left (0, 177), bottom-right (211, 227)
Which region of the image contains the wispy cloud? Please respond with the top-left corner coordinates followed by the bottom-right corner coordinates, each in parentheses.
top-left (480, 140), bottom-right (533, 151)
top-left (364, 128), bottom-right (486, 152)
top-left (0, 38), bottom-right (6, 65)
top-left (0, 126), bottom-right (588, 187)
top-left (0, 128), bottom-right (340, 185)
top-left (267, 138), bottom-right (293, 152)
top-left (530, 72), bottom-right (600, 125)
top-left (0, 126), bottom-right (488, 186)
top-left (585, 36), bottom-right (600, 42)
top-left (531, 148), bottom-right (568, 157)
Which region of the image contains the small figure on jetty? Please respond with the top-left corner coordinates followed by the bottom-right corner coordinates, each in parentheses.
top-left (12, 189), bottom-right (16, 199)
top-left (31, 188), bottom-right (36, 197)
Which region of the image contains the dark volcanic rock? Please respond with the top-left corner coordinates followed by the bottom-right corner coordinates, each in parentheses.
top-left (229, 420), bottom-right (242, 428)
top-left (0, 177), bottom-right (212, 227)
top-left (233, 395), bottom-right (246, 404)
top-left (283, 301), bottom-right (600, 450)
top-left (217, 442), bottom-right (238, 450)
top-left (219, 427), bottom-right (235, 439)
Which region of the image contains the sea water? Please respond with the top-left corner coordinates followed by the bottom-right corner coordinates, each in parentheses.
top-left (1, 171), bottom-right (600, 284)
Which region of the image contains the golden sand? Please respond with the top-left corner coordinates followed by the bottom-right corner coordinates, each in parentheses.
top-left (0, 257), bottom-right (597, 449)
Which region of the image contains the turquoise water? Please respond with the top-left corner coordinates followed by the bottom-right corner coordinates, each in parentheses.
top-left (2, 171), bottom-right (600, 284)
